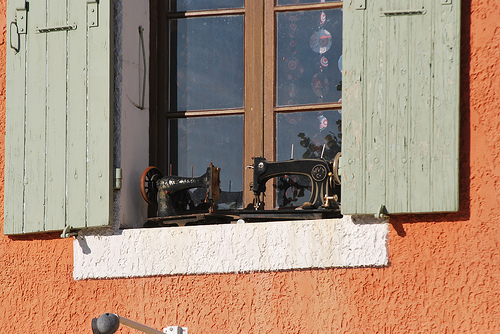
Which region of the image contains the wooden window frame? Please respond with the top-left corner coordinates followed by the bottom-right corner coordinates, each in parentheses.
top-left (149, 0), bottom-right (343, 211)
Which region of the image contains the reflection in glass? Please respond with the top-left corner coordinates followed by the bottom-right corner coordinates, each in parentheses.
top-left (170, 0), bottom-right (244, 12)
top-left (275, 110), bottom-right (341, 207)
top-left (170, 15), bottom-right (244, 112)
top-left (276, 9), bottom-right (342, 106)
top-left (168, 115), bottom-right (244, 209)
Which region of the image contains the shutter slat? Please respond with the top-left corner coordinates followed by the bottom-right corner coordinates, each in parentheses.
top-left (430, 1), bottom-right (460, 212)
top-left (4, 3), bottom-right (27, 234)
top-left (342, 0), bottom-right (367, 214)
top-left (86, 1), bottom-right (113, 227)
top-left (45, 0), bottom-right (68, 231)
top-left (408, 0), bottom-right (433, 212)
top-left (23, 0), bottom-right (48, 232)
top-left (386, 3), bottom-right (411, 213)
top-left (66, 0), bottom-right (89, 229)
top-left (363, 0), bottom-right (389, 214)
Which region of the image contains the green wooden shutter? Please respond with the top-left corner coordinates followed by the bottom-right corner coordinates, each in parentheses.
top-left (5, 0), bottom-right (113, 234)
top-left (342, 0), bottom-right (460, 215)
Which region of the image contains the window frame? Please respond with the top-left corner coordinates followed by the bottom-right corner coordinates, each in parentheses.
top-left (149, 0), bottom-right (344, 213)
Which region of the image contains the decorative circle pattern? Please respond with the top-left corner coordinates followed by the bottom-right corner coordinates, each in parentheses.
top-left (320, 11), bottom-right (327, 24)
top-left (311, 72), bottom-right (330, 98)
top-left (311, 165), bottom-right (327, 182)
top-left (318, 115), bottom-right (328, 131)
top-left (320, 56), bottom-right (329, 67)
top-left (310, 29), bottom-right (332, 54)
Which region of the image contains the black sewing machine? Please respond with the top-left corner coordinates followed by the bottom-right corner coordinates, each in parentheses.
top-left (140, 163), bottom-right (221, 218)
top-left (249, 154), bottom-right (341, 211)
top-left (140, 154), bottom-right (341, 225)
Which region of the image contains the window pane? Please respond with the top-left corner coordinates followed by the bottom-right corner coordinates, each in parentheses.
top-left (276, 110), bottom-right (341, 160)
top-left (169, 16), bottom-right (244, 112)
top-left (277, 0), bottom-right (341, 5)
top-left (168, 115), bottom-right (244, 209)
top-left (276, 9), bottom-right (342, 107)
top-left (170, 0), bottom-right (244, 12)
top-left (276, 110), bottom-right (341, 207)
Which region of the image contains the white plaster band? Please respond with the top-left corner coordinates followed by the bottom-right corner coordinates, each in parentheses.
top-left (73, 216), bottom-right (388, 280)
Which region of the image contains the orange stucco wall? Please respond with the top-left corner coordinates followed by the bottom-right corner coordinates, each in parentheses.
top-left (1, 0), bottom-right (499, 332)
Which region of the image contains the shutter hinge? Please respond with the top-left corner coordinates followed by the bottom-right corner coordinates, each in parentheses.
top-left (375, 205), bottom-right (389, 219)
top-left (114, 168), bottom-right (122, 190)
top-left (16, 8), bottom-right (27, 34)
top-left (355, 0), bottom-right (366, 10)
top-left (87, 0), bottom-right (99, 28)
top-left (10, 5), bottom-right (27, 53)
top-left (61, 225), bottom-right (78, 238)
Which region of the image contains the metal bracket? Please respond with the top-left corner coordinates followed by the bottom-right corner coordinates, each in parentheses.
top-left (374, 205), bottom-right (389, 219)
top-left (61, 225), bottom-right (78, 238)
top-left (10, 7), bottom-right (27, 53)
top-left (355, 0), bottom-right (366, 10)
top-left (87, 1), bottom-right (98, 28)
top-left (16, 8), bottom-right (27, 34)
top-left (10, 21), bottom-right (20, 53)
top-left (35, 24), bottom-right (77, 33)
top-left (114, 168), bottom-right (122, 190)
top-left (163, 327), bottom-right (188, 334)
top-left (381, 9), bottom-right (427, 16)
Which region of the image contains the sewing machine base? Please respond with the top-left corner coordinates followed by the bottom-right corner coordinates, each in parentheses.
top-left (144, 208), bottom-right (341, 227)
top-left (144, 213), bottom-right (235, 227)
top-left (230, 208), bottom-right (341, 222)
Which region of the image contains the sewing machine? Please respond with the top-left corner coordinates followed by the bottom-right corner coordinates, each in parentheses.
top-left (140, 163), bottom-right (221, 217)
top-left (140, 153), bottom-right (340, 223)
top-left (249, 155), bottom-right (341, 210)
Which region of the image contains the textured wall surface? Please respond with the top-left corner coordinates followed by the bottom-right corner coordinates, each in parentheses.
top-left (1, 0), bottom-right (500, 333)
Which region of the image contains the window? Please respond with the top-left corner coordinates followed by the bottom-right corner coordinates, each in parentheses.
top-left (150, 0), bottom-right (345, 212)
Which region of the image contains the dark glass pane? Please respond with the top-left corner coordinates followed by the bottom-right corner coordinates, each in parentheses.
top-left (276, 9), bottom-right (342, 106)
top-left (170, 0), bottom-right (244, 12)
top-left (168, 115), bottom-right (244, 209)
top-left (278, 0), bottom-right (341, 5)
top-left (169, 16), bottom-right (244, 112)
top-left (275, 110), bottom-right (341, 207)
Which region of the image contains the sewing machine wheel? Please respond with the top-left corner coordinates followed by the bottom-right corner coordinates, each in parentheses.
top-left (332, 152), bottom-right (342, 185)
top-left (140, 166), bottom-right (163, 205)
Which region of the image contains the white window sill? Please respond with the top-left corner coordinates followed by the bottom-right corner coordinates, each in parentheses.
top-left (73, 216), bottom-right (388, 280)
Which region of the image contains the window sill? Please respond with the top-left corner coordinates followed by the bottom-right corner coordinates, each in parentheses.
top-left (73, 216), bottom-right (388, 280)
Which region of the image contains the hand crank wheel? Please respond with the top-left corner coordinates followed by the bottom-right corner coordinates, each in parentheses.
top-left (332, 152), bottom-right (342, 185)
top-left (140, 166), bottom-right (163, 204)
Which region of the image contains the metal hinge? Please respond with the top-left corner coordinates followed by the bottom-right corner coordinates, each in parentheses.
top-left (10, 3), bottom-right (27, 53)
top-left (114, 168), bottom-right (122, 190)
top-left (375, 204), bottom-right (389, 219)
top-left (61, 225), bottom-right (78, 238)
top-left (355, 0), bottom-right (366, 10)
top-left (16, 8), bottom-right (27, 34)
top-left (87, 0), bottom-right (99, 27)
